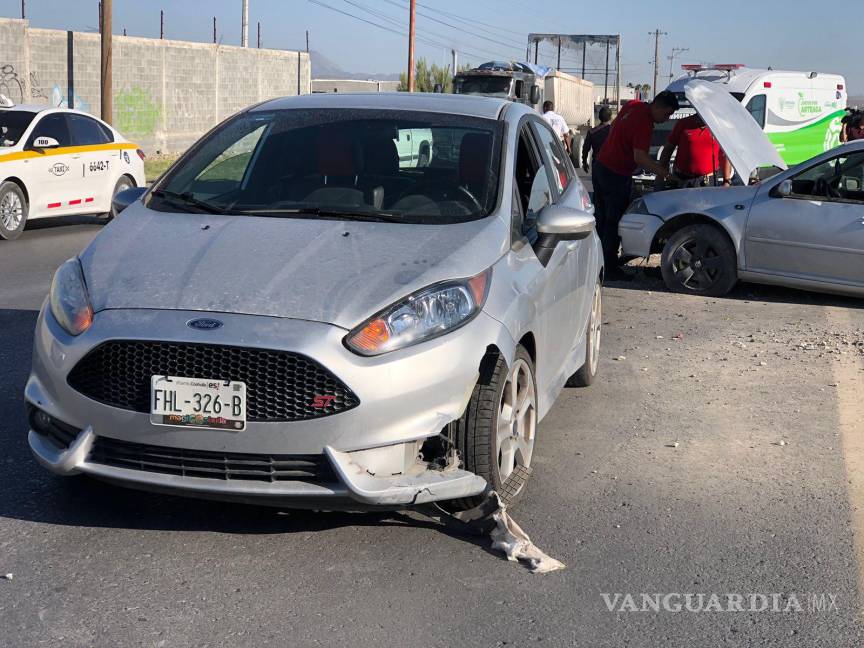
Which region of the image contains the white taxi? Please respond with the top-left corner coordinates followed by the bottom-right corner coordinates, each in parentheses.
top-left (0, 105), bottom-right (146, 240)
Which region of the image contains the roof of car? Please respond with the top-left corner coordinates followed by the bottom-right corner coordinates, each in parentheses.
top-left (253, 92), bottom-right (511, 119)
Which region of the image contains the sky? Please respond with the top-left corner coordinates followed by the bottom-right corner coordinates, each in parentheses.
top-left (1, 0), bottom-right (859, 93)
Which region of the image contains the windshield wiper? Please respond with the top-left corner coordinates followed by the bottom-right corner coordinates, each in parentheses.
top-left (150, 189), bottom-right (226, 214)
top-left (233, 206), bottom-right (406, 223)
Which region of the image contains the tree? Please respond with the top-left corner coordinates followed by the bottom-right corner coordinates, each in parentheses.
top-left (398, 57), bottom-right (471, 93)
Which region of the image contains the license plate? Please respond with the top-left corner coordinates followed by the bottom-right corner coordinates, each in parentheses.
top-left (150, 375), bottom-right (246, 431)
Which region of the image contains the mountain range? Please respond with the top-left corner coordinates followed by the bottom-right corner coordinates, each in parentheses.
top-left (311, 50), bottom-right (400, 81)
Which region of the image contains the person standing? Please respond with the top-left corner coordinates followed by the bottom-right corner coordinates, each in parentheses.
top-left (658, 114), bottom-right (733, 188)
top-left (841, 110), bottom-right (864, 143)
top-left (581, 106), bottom-right (613, 173)
top-left (542, 100), bottom-right (572, 153)
top-left (593, 91), bottom-right (679, 278)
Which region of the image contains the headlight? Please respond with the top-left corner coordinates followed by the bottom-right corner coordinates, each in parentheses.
top-left (345, 269), bottom-right (491, 356)
top-left (626, 197), bottom-right (650, 215)
top-left (49, 258), bottom-right (93, 336)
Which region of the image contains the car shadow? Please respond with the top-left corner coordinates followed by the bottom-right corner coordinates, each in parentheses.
top-left (0, 308), bottom-right (493, 554)
top-left (606, 264), bottom-right (864, 310)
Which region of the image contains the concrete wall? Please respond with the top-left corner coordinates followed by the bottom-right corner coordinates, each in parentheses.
top-left (312, 79), bottom-right (400, 94)
top-left (0, 18), bottom-right (311, 153)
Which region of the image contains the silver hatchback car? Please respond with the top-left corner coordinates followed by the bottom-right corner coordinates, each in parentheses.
top-left (26, 93), bottom-right (603, 510)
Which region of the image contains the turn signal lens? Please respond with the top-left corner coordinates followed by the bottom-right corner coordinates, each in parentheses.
top-left (345, 268), bottom-right (492, 356)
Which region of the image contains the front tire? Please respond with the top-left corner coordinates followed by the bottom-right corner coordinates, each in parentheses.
top-left (107, 175), bottom-right (136, 221)
top-left (567, 278), bottom-right (602, 387)
top-left (449, 345), bottom-right (538, 510)
top-left (0, 180), bottom-right (27, 240)
top-left (660, 224), bottom-right (737, 297)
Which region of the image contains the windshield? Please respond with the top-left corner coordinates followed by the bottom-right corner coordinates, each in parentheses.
top-left (0, 110), bottom-right (36, 146)
top-left (455, 76), bottom-right (512, 98)
top-left (150, 109), bottom-right (502, 224)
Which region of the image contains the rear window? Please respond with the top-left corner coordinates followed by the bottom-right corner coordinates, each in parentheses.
top-left (152, 109), bottom-right (504, 224)
top-left (455, 76), bottom-right (512, 98)
top-left (0, 110), bottom-right (36, 146)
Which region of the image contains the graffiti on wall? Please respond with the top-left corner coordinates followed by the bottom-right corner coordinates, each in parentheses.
top-left (115, 86), bottom-right (161, 137)
top-left (0, 65), bottom-right (69, 106)
top-left (0, 64), bottom-right (25, 103)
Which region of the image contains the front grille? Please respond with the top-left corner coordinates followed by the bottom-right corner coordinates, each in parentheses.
top-left (89, 436), bottom-right (337, 483)
top-left (67, 341), bottom-right (359, 422)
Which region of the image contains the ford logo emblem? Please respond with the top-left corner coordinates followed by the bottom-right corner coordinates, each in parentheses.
top-left (187, 318), bottom-right (223, 331)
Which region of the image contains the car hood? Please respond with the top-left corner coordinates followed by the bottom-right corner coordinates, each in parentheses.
top-left (80, 203), bottom-right (508, 330)
top-left (642, 184), bottom-right (758, 218)
top-left (684, 79), bottom-right (787, 181)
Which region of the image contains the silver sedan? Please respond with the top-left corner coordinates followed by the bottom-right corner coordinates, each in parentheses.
top-left (26, 92), bottom-right (603, 510)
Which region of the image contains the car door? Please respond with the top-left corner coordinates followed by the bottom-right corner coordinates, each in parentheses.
top-left (529, 120), bottom-right (591, 336)
top-left (22, 112), bottom-right (78, 216)
top-left (508, 118), bottom-right (577, 394)
top-left (744, 150), bottom-right (864, 286)
top-left (67, 113), bottom-right (117, 212)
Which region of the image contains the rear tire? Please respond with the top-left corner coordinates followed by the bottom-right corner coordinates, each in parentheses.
top-left (447, 345), bottom-right (537, 511)
top-left (567, 278), bottom-right (602, 387)
top-left (106, 175), bottom-right (136, 221)
top-left (0, 180), bottom-right (27, 240)
top-left (660, 224), bottom-right (737, 297)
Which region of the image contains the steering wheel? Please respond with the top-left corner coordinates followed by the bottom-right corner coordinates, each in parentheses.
top-left (395, 180), bottom-right (483, 213)
top-left (814, 176), bottom-right (841, 199)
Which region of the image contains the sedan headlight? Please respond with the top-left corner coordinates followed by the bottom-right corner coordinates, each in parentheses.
top-left (345, 269), bottom-right (491, 356)
top-left (49, 258), bottom-right (93, 336)
top-left (625, 197), bottom-right (651, 215)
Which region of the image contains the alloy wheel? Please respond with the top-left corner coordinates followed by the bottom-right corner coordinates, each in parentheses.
top-left (496, 358), bottom-right (536, 482)
top-left (0, 190), bottom-right (23, 231)
top-left (588, 282), bottom-right (602, 376)
top-left (670, 239), bottom-right (725, 292)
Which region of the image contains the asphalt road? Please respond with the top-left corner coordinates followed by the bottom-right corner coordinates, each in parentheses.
top-left (2, 218), bottom-right (864, 647)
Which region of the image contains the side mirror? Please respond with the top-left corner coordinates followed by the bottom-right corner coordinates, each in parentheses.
top-left (771, 179), bottom-right (792, 198)
top-left (112, 186), bottom-right (147, 215)
top-left (537, 204), bottom-right (595, 240)
top-left (529, 85), bottom-right (541, 106)
top-left (433, 83), bottom-right (443, 94)
top-left (31, 136), bottom-right (60, 150)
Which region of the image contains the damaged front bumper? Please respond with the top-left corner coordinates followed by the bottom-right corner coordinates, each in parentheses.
top-left (26, 306), bottom-right (511, 509)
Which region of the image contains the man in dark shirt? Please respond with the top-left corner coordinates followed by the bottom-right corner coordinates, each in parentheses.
top-left (582, 106), bottom-right (613, 173)
top-left (594, 91), bottom-right (679, 277)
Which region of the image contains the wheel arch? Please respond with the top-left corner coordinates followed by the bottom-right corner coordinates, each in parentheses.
top-left (650, 213), bottom-right (739, 259)
top-left (2, 176), bottom-right (29, 206)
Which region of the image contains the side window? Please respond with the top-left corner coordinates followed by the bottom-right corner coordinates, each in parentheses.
top-left (746, 95), bottom-right (767, 129)
top-left (68, 114), bottom-right (112, 146)
top-left (790, 152), bottom-right (864, 201)
top-left (27, 113), bottom-right (71, 147)
top-left (531, 121), bottom-right (572, 194)
top-left (195, 123), bottom-right (268, 189)
top-left (514, 124), bottom-right (552, 230)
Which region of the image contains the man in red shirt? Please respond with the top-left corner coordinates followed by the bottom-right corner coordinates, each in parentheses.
top-left (594, 91), bottom-right (679, 276)
top-left (659, 114), bottom-right (733, 187)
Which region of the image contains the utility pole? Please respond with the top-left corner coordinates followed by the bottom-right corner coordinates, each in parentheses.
top-left (451, 49), bottom-right (457, 78)
top-left (305, 30), bottom-right (309, 53)
top-left (668, 47), bottom-right (689, 82)
top-left (100, 0), bottom-right (112, 124)
top-left (257, 21), bottom-right (260, 48)
top-left (649, 29), bottom-right (667, 98)
top-left (407, 0), bottom-right (416, 92)
top-left (241, 0), bottom-right (249, 47)
top-left (21, 0), bottom-right (24, 19)
top-left (160, 10), bottom-right (164, 39)
top-left (213, 17), bottom-right (217, 43)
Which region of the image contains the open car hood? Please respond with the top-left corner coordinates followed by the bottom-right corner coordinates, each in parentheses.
top-left (684, 79), bottom-right (787, 181)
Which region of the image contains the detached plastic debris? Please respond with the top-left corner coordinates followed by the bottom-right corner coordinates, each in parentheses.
top-left (426, 489), bottom-right (565, 574)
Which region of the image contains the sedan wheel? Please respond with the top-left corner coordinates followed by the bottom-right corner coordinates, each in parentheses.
top-left (107, 176), bottom-right (135, 220)
top-left (0, 181), bottom-right (27, 240)
top-left (567, 278), bottom-right (601, 387)
top-left (660, 224), bottom-right (737, 297)
top-left (448, 345), bottom-right (537, 509)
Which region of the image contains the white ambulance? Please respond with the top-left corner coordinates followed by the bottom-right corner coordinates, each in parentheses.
top-left (0, 105), bottom-right (145, 240)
